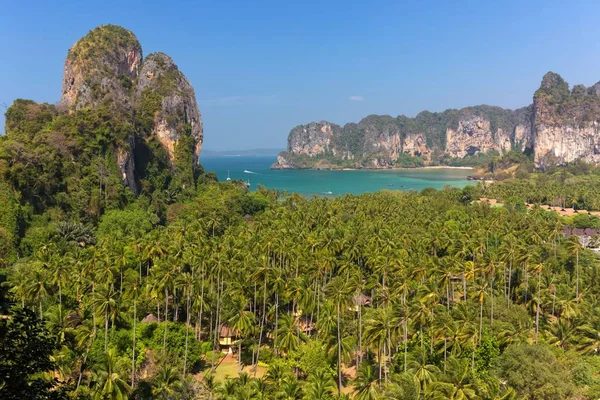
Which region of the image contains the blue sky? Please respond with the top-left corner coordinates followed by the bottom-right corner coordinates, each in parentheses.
top-left (2, 0), bottom-right (600, 150)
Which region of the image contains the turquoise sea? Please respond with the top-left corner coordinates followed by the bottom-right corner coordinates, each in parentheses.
top-left (201, 156), bottom-right (472, 196)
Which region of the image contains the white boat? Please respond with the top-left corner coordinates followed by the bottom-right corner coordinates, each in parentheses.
top-left (226, 170), bottom-right (231, 181)
top-left (326, 191), bottom-right (333, 195)
top-left (244, 169), bottom-right (251, 174)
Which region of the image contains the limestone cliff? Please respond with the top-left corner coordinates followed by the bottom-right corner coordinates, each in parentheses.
top-left (62, 25), bottom-right (142, 112)
top-left (274, 71), bottom-right (600, 170)
top-left (273, 105), bottom-right (532, 169)
top-left (136, 53), bottom-right (203, 166)
top-left (533, 72), bottom-right (600, 168)
top-left (60, 25), bottom-right (203, 191)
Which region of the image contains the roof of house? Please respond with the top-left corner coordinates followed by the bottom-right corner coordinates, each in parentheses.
top-left (219, 323), bottom-right (237, 337)
top-left (353, 293), bottom-right (372, 306)
top-left (562, 227), bottom-right (600, 237)
top-left (141, 314), bottom-right (159, 324)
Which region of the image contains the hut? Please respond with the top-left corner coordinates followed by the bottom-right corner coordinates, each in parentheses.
top-left (562, 227), bottom-right (600, 249)
top-left (352, 293), bottom-right (372, 312)
top-left (219, 323), bottom-right (238, 353)
top-left (295, 316), bottom-right (315, 334)
top-left (141, 314), bottom-right (159, 324)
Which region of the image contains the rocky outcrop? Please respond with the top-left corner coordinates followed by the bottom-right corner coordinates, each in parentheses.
top-left (136, 53), bottom-right (203, 165)
top-left (445, 117), bottom-right (497, 158)
top-left (402, 132), bottom-right (431, 159)
top-left (287, 121), bottom-right (339, 156)
top-left (60, 25), bottom-right (203, 191)
top-left (273, 106), bottom-right (532, 169)
top-left (61, 25), bottom-right (142, 112)
top-left (274, 71), bottom-right (600, 169)
top-left (533, 72), bottom-right (600, 168)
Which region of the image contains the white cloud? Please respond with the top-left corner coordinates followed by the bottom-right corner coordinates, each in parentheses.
top-left (199, 95), bottom-right (278, 106)
top-left (349, 96), bottom-right (365, 102)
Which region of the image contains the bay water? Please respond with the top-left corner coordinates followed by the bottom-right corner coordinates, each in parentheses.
top-left (201, 156), bottom-right (472, 196)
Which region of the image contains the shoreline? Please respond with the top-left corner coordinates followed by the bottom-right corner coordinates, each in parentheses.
top-left (334, 166), bottom-right (475, 171)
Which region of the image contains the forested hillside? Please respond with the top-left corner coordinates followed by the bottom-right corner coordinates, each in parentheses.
top-left (4, 148), bottom-right (600, 399)
top-left (4, 23), bottom-right (600, 400)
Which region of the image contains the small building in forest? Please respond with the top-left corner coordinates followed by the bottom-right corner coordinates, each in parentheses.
top-left (562, 227), bottom-right (600, 250)
top-left (219, 324), bottom-right (238, 353)
top-left (352, 293), bottom-right (372, 312)
top-left (295, 316), bottom-right (315, 334)
top-left (141, 314), bottom-right (159, 324)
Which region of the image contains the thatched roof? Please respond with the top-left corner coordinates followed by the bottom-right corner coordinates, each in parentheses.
top-left (353, 293), bottom-right (372, 307)
top-left (295, 316), bottom-right (315, 333)
top-left (219, 323), bottom-right (237, 338)
top-left (141, 314), bottom-right (159, 324)
top-left (563, 227), bottom-right (600, 238)
top-left (66, 312), bottom-right (82, 328)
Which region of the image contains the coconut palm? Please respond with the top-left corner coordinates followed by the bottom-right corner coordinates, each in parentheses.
top-left (91, 348), bottom-right (130, 400)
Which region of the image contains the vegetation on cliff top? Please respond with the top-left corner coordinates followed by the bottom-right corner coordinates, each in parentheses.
top-left (67, 24), bottom-right (141, 66)
top-left (280, 105), bottom-right (532, 170)
top-left (534, 71), bottom-right (600, 124)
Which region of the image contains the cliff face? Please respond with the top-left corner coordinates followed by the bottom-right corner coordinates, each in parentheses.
top-left (533, 72), bottom-right (600, 168)
top-left (61, 25), bottom-right (142, 112)
top-left (60, 25), bottom-right (203, 191)
top-left (274, 71), bottom-right (600, 169)
top-left (136, 53), bottom-right (203, 166)
top-left (273, 106), bottom-right (533, 169)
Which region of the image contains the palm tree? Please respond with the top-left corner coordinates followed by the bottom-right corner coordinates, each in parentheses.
top-left (48, 252), bottom-right (71, 310)
top-left (277, 314), bottom-right (306, 354)
top-left (304, 369), bottom-right (335, 400)
top-left (177, 271), bottom-right (194, 378)
top-left (432, 357), bottom-right (480, 400)
top-left (91, 348), bottom-right (131, 400)
top-left (567, 236), bottom-right (583, 302)
top-left (94, 284), bottom-right (117, 351)
top-left (24, 265), bottom-right (51, 320)
top-left (228, 294), bottom-right (256, 372)
top-left (325, 276), bottom-right (353, 395)
top-left (125, 272), bottom-right (141, 385)
top-left (407, 348), bottom-right (440, 399)
top-left (278, 376), bottom-right (303, 400)
top-left (152, 364), bottom-right (181, 400)
top-left (353, 361), bottom-right (380, 400)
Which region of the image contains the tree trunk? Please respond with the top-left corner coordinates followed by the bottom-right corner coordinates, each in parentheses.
top-left (163, 287), bottom-right (169, 353)
top-left (132, 299), bottom-right (136, 386)
top-left (490, 276), bottom-right (494, 327)
top-left (184, 292), bottom-right (190, 379)
top-left (576, 250), bottom-right (580, 301)
top-left (479, 299), bottom-right (483, 345)
top-left (536, 275), bottom-right (541, 343)
top-left (255, 276), bottom-right (268, 376)
top-left (104, 308), bottom-right (109, 352)
top-left (507, 263), bottom-right (512, 308)
top-left (336, 303), bottom-right (342, 395)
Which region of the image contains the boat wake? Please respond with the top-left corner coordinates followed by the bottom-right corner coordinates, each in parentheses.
top-left (243, 170), bottom-right (260, 174)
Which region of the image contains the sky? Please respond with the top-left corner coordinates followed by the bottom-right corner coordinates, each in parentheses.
top-left (2, 0), bottom-right (600, 150)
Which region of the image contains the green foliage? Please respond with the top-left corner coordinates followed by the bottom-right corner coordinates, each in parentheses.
top-left (475, 334), bottom-right (499, 375)
top-left (0, 181), bottom-right (18, 267)
top-left (171, 127), bottom-right (196, 193)
top-left (137, 88), bottom-right (162, 136)
top-left (0, 306), bottom-right (68, 399)
top-left (4, 99), bottom-right (56, 140)
top-left (290, 339), bottom-right (332, 377)
top-left (394, 153), bottom-right (425, 168)
top-left (495, 343), bottom-right (574, 400)
top-left (482, 163), bottom-right (600, 210)
top-left (535, 71), bottom-right (600, 124)
top-left (97, 205), bottom-right (155, 242)
top-left (67, 25), bottom-right (140, 70)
